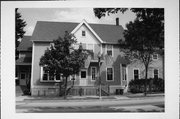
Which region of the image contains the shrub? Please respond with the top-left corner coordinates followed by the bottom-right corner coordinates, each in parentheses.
top-left (128, 78), bottom-right (164, 93)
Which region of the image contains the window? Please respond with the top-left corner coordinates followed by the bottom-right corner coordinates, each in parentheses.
top-left (107, 68), bottom-right (113, 81)
top-left (20, 73), bottom-right (26, 80)
top-left (81, 71), bottom-right (86, 78)
top-left (106, 45), bottom-right (113, 56)
top-left (41, 67), bottom-right (61, 82)
top-left (42, 69), bottom-right (48, 81)
top-left (154, 69), bottom-right (159, 79)
top-left (134, 69), bottom-right (139, 80)
top-left (82, 31), bottom-right (86, 36)
top-left (69, 74), bottom-right (76, 81)
top-left (91, 67), bottom-right (97, 80)
top-left (122, 64), bottom-right (127, 80)
top-left (152, 54), bottom-right (158, 60)
top-left (73, 43), bottom-right (79, 49)
top-left (87, 44), bottom-right (94, 52)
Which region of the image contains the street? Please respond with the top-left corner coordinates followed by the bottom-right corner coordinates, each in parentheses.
top-left (16, 96), bottom-right (164, 113)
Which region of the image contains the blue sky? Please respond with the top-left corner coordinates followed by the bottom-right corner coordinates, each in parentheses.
top-left (19, 8), bottom-right (136, 36)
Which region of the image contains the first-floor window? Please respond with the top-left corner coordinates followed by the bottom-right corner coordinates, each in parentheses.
top-left (41, 67), bottom-right (61, 81)
top-left (154, 69), bottom-right (159, 79)
top-left (134, 69), bottom-right (139, 80)
top-left (122, 64), bottom-right (127, 80)
top-left (81, 71), bottom-right (86, 78)
top-left (42, 69), bottom-right (48, 81)
top-left (107, 68), bottom-right (113, 81)
top-left (91, 67), bottom-right (97, 80)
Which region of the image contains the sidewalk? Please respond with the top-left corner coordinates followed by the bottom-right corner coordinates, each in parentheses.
top-left (16, 93), bottom-right (164, 102)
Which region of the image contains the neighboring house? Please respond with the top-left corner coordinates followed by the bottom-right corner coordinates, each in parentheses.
top-left (16, 18), bottom-right (164, 96)
top-left (16, 36), bottom-right (32, 86)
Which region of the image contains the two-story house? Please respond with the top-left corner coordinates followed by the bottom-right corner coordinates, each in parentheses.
top-left (16, 18), bottom-right (164, 96)
top-left (16, 36), bottom-right (32, 87)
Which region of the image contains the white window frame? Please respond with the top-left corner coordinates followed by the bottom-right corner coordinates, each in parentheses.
top-left (152, 53), bottom-right (158, 60)
top-left (106, 67), bottom-right (114, 81)
top-left (40, 67), bottom-right (61, 82)
top-left (153, 69), bottom-right (159, 79)
top-left (121, 64), bottom-right (127, 81)
top-left (106, 44), bottom-right (113, 57)
top-left (91, 67), bottom-right (97, 81)
top-left (20, 72), bottom-right (26, 80)
top-left (133, 68), bottom-right (140, 80)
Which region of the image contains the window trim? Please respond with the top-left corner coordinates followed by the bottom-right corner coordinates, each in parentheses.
top-left (133, 68), bottom-right (140, 80)
top-left (106, 67), bottom-right (114, 81)
top-left (153, 69), bottom-right (159, 79)
top-left (91, 66), bottom-right (97, 81)
top-left (106, 44), bottom-right (113, 57)
top-left (152, 53), bottom-right (158, 60)
top-left (121, 64), bottom-right (127, 81)
top-left (40, 67), bottom-right (61, 82)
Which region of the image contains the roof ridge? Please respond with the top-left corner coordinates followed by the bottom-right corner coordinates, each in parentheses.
top-left (36, 20), bottom-right (123, 27)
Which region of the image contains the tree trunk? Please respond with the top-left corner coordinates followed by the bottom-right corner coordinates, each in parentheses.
top-left (144, 65), bottom-right (148, 96)
top-left (64, 77), bottom-right (68, 99)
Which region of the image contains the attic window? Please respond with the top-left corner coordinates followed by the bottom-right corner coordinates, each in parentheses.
top-left (82, 31), bottom-right (86, 36)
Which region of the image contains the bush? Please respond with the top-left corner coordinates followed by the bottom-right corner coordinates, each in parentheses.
top-left (128, 78), bottom-right (164, 93)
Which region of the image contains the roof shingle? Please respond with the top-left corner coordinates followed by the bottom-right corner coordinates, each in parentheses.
top-left (17, 36), bottom-right (32, 51)
top-left (31, 21), bottom-right (125, 44)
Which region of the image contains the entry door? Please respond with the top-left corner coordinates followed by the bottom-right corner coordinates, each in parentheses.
top-left (121, 64), bottom-right (128, 86)
top-left (19, 72), bottom-right (27, 86)
top-left (79, 70), bottom-right (87, 86)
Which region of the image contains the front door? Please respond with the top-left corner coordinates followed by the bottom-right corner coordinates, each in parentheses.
top-left (19, 71), bottom-right (27, 86)
top-left (79, 69), bottom-right (87, 86)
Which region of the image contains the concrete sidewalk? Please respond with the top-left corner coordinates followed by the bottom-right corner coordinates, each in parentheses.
top-left (16, 96), bottom-right (164, 107)
top-left (16, 93), bottom-right (164, 102)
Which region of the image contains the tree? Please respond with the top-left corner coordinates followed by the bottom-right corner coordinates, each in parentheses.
top-left (39, 32), bottom-right (88, 99)
top-left (15, 8), bottom-right (27, 59)
top-left (94, 8), bottom-right (164, 96)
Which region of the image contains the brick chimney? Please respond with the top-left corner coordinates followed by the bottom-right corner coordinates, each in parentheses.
top-left (116, 18), bottom-right (119, 26)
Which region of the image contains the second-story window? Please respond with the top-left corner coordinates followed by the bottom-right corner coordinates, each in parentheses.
top-left (82, 30), bottom-right (86, 37)
top-left (87, 44), bottom-right (94, 52)
top-left (106, 45), bottom-right (113, 56)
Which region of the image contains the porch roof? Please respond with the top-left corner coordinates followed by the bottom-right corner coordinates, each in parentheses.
top-left (16, 57), bottom-right (32, 65)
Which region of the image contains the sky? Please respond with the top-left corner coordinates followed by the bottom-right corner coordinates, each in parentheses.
top-left (18, 8), bottom-right (136, 36)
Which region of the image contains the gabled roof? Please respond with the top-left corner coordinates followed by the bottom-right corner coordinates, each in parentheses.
top-left (17, 36), bottom-right (32, 51)
top-left (31, 21), bottom-right (125, 44)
